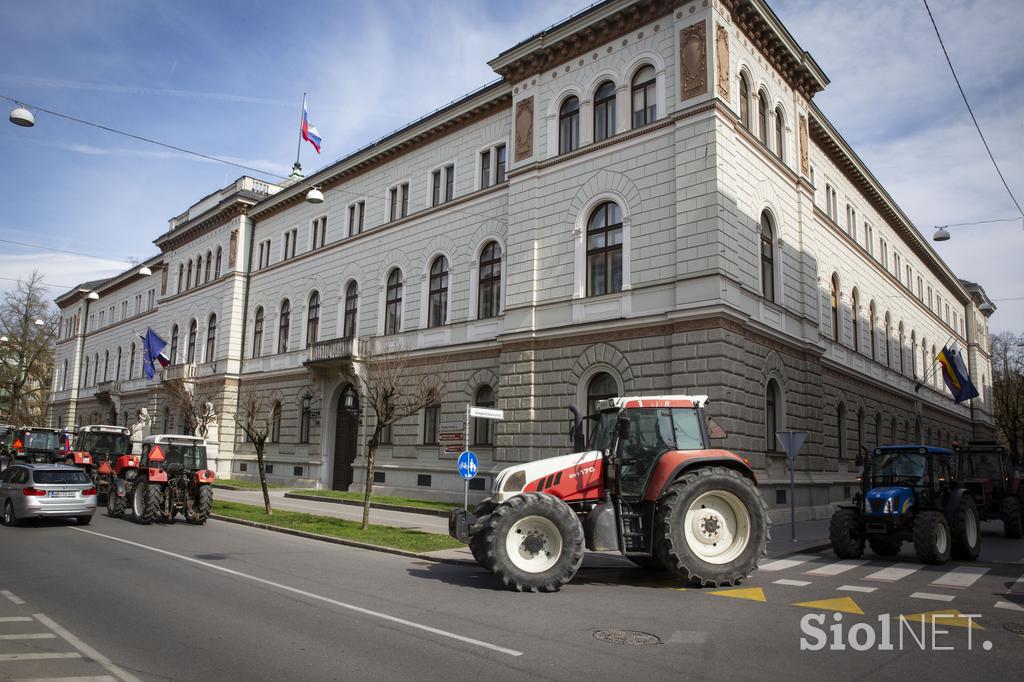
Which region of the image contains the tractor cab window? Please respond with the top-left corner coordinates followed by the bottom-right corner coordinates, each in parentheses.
top-left (24, 431), bottom-right (59, 452)
top-left (587, 411), bottom-right (619, 452)
top-left (969, 453), bottom-right (1003, 481)
top-left (165, 442), bottom-right (208, 470)
top-left (871, 450), bottom-right (927, 485)
top-left (619, 408), bottom-right (708, 499)
top-left (933, 456), bottom-right (954, 483)
top-left (75, 432), bottom-right (130, 459)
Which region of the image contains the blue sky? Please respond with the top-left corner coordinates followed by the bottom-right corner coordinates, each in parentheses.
top-left (1, 0), bottom-right (1021, 333)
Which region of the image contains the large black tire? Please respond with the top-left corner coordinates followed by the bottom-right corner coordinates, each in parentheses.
top-left (469, 531), bottom-right (490, 569)
top-left (131, 482), bottom-right (149, 524)
top-left (913, 511), bottom-right (951, 565)
top-left (868, 538), bottom-right (901, 556)
top-left (654, 467), bottom-right (770, 587)
top-left (188, 486), bottom-right (213, 525)
top-left (145, 483), bottom-right (166, 523)
top-left (107, 488), bottom-right (126, 518)
top-left (477, 493), bottom-right (585, 592)
top-left (1002, 497), bottom-right (1023, 539)
top-left (830, 508), bottom-right (865, 559)
top-left (3, 500), bottom-right (21, 527)
top-left (627, 556), bottom-right (667, 571)
top-left (950, 495), bottom-right (982, 561)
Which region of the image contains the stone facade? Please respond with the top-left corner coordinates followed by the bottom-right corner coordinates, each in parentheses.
top-left (48, 0), bottom-right (995, 520)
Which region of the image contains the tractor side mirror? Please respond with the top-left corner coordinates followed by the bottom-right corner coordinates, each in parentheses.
top-left (706, 417), bottom-right (727, 440)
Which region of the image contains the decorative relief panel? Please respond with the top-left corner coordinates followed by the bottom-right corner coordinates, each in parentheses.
top-left (799, 114), bottom-right (809, 175)
top-left (515, 97), bottom-right (534, 162)
top-left (715, 24), bottom-right (730, 100)
top-left (228, 228), bottom-right (239, 267)
top-left (680, 22), bottom-right (708, 101)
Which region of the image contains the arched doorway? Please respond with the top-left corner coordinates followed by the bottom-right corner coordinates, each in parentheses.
top-left (333, 385), bottom-right (359, 491)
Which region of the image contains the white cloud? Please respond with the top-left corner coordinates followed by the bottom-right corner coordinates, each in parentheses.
top-left (0, 253), bottom-right (128, 308)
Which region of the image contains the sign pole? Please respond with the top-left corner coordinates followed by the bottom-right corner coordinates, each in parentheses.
top-left (464, 406), bottom-right (470, 511)
top-left (775, 431), bottom-right (808, 544)
top-left (789, 456), bottom-right (795, 542)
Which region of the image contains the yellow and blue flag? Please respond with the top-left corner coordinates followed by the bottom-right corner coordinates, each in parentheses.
top-left (936, 344), bottom-right (979, 404)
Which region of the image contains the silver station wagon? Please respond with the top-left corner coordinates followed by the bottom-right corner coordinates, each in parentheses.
top-left (0, 464), bottom-right (97, 526)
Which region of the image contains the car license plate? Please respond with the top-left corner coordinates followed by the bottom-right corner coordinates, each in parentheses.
top-left (50, 491), bottom-right (75, 498)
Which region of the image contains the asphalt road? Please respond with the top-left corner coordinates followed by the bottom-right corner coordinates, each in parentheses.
top-left (1, 513), bottom-right (1022, 681)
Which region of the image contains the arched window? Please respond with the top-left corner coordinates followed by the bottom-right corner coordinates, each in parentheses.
top-left (883, 312), bottom-right (891, 368)
top-left (177, 264), bottom-right (184, 293)
top-left (278, 300), bottom-right (290, 353)
top-left (306, 291), bottom-right (320, 347)
top-left (186, 260), bottom-right (193, 290)
top-left (739, 72), bottom-right (751, 128)
top-left (830, 274), bottom-right (840, 342)
top-left (195, 255), bottom-right (202, 285)
top-left (587, 202), bottom-right (623, 297)
top-left (186, 320), bottom-right (198, 363)
top-left (128, 343), bottom-right (135, 380)
top-left (757, 90), bottom-right (769, 144)
top-left (765, 379), bottom-right (781, 451)
top-left (62, 359), bottom-right (68, 390)
top-left (428, 256), bottom-right (449, 328)
top-left (385, 269), bottom-right (403, 335)
top-left (837, 402), bottom-right (847, 458)
top-left (93, 353), bottom-right (99, 386)
top-left (587, 372), bottom-right (619, 422)
top-left (760, 211), bottom-right (775, 301)
top-left (558, 96), bottom-right (580, 154)
top-left (921, 338), bottom-right (928, 384)
top-left (774, 106), bottom-right (785, 158)
top-left (478, 241), bottom-right (502, 319)
top-left (898, 322), bottom-right (905, 375)
top-left (869, 301), bottom-right (877, 360)
top-left (215, 247), bottom-right (222, 278)
top-left (631, 65), bottom-right (656, 128)
top-left (204, 250), bottom-right (212, 283)
top-left (931, 345), bottom-right (937, 387)
top-left (911, 331), bottom-right (917, 378)
top-left (81, 356), bottom-right (89, 388)
top-left (593, 80), bottom-right (616, 142)
top-left (116, 346), bottom-right (122, 380)
top-left (252, 307), bottom-right (264, 358)
top-left (473, 385), bottom-right (496, 446)
top-left (851, 288), bottom-right (860, 353)
top-left (103, 350), bottom-right (109, 382)
top-left (205, 314), bottom-right (217, 363)
top-left (169, 325), bottom-right (179, 365)
top-left (270, 402), bottom-right (281, 443)
top-left (343, 282), bottom-right (358, 339)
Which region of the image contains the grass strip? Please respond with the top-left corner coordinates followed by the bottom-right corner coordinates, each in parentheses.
top-left (212, 500), bottom-right (462, 553)
top-left (215, 478), bottom-right (289, 490)
top-left (288, 489), bottom-right (463, 512)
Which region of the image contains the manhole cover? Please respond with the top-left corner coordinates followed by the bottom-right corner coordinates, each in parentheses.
top-left (1003, 621), bottom-right (1024, 635)
top-left (593, 630), bottom-right (661, 646)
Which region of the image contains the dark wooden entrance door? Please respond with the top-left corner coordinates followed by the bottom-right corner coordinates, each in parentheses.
top-left (332, 386), bottom-right (359, 491)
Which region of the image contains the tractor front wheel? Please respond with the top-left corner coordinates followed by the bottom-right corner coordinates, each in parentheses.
top-left (830, 508), bottom-right (865, 559)
top-left (950, 495), bottom-right (982, 561)
top-left (913, 511), bottom-right (951, 564)
top-left (1002, 497), bottom-right (1023, 539)
top-left (654, 467), bottom-right (769, 587)
top-left (478, 493), bottom-right (584, 592)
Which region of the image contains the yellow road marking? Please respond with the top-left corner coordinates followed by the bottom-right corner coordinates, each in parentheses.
top-left (793, 597), bottom-right (864, 615)
top-left (710, 587), bottom-right (766, 602)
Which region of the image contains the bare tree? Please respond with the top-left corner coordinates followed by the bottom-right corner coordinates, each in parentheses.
top-left (162, 381), bottom-right (219, 436)
top-left (0, 272), bottom-right (57, 425)
top-left (991, 332), bottom-right (1024, 462)
top-left (354, 339), bottom-right (443, 529)
top-left (236, 390), bottom-right (273, 514)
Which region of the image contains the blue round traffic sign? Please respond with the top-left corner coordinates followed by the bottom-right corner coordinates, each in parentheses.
top-left (457, 451), bottom-right (478, 480)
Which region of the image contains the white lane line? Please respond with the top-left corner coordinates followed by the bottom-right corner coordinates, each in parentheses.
top-left (0, 616), bottom-right (33, 622)
top-left (758, 555), bottom-right (820, 572)
top-left (70, 528), bottom-right (523, 658)
top-left (1009, 573), bottom-right (1024, 595)
top-left (0, 653), bottom-right (81, 661)
top-left (805, 560), bottom-right (868, 577)
top-left (930, 566), bottom-right (989, 589)
top-left (910, 592), bottom-right (956, 602)
top-left (0, 633), bottom-right (56, 640)
top-left (864, 564), bottom-right (924, 582)
top-left (994, 601), bottom-right (1024, 612)
top-left (14, 678), bottom-right (115, 682)
top-left (838, 585), bottom-right (877, 593)
top-left (1, 590), bottom-right (26, 604)
top-left (34, 613), bottom-right (142, 682)
top-left (774, 579), bottom-right (811, 587)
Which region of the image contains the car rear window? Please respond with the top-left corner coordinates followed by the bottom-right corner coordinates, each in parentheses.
top-left (32, 470), bottom-right (91, 484)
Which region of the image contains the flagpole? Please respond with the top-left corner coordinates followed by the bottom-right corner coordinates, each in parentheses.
top-left (914, 334), bottom-right (956, 392)
top-left (294, 92), bottom-right (306, 170)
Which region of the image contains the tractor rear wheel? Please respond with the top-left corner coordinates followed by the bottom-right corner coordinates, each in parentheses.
top-left (654, 467), bottom-right (769, 587)
top-left (868, 538), bottom-right (901, 556)
top-left (478, 493), bottom-right (584, 592)
top-left (1002, 497), bottom-right (1023, 538)
top-left (132, 482), bottom-right (149, 524)
top-left (188, 486), bottom-right (213, 525)
top-left (107, 487), bottom-right (125, 518)
top-left (145, 483), bottom-right (166, 523)
top-left (913, 511), bottom-right (951, 564)
top-left (950, 495), bottom-right (982, 561)
top-left (830, 508), bottom-right (865, 559)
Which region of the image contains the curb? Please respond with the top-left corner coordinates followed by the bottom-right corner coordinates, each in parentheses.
top-left (283, 492), bottom-right (453, 518)
top-left (209, 513), bottom-right (476, 566)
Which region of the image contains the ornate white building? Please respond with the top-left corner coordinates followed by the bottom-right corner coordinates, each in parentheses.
top-left (49, 0), bottom-right (995, 519)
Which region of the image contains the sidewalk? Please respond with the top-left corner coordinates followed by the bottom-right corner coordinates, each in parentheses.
top-left (214, 487), bottom-right (832, 565)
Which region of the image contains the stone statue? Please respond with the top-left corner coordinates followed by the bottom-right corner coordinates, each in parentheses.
top-left (130, 407), bottom-right (152, 445)
top-left (195, 401), bottom-right (219, 443)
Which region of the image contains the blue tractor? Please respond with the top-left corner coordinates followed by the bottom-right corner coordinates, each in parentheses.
top-left (830, 446), bottom-right (980, 564)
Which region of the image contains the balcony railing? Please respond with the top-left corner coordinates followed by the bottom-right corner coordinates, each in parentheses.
top-left (163, 363), bottom-right (197, 382)
top-left (94, 380), bottom-right (121, 396)
top-left (306, 337), bottom-right (363, 365)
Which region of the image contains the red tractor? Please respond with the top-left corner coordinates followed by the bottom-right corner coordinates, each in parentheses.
top-left (956, 440), bottom-right (1024, 538)
top-left (450, 396), bottom-right (769, 592)
top-left (107, 434), bottom-right (215, 525)
top-left (67, 425), bottom-right (132, 502)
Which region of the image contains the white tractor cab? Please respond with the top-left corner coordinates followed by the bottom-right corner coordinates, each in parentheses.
top-left (450, 395), bottom-right (769, 592)
top-left (107, 434), bottom-right (215, 525)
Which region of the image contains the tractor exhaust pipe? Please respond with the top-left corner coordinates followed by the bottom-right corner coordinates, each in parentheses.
top-left (568, 405), bottom-right (585, 453)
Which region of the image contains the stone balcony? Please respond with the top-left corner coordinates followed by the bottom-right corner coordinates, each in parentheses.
top-left (162, 363), bottom-right (197, 382)
top-left (304, 337), bottom-right (364, 369)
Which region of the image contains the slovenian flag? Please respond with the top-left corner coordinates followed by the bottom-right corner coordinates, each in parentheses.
top-left (936, 344), bottom-right (979, 404)
top-left (301, 100), bottom-right (322, 154)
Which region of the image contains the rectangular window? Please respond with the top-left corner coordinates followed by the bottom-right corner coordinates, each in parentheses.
top-left (894, 252), bottom-right (901, 277)
top-left (400, 182), bottom-right (409, 218)
top-left (380, 421), bottom-right (392, 445)
top-left (423, 404), bottom-right (439, 444)
top-left (881, 240), bottom-right (888, 270)
top-left (357, 201), bottom-right (364, 233)
top-left (265, 464), bottom-right (274, 475)
top-left (293, 466), bottom-right (303, 477)
top-left (928, 287), bottom-right (933, 310)
top-left (282, 229), bottom-right (297, 260)
top-left (495, 144), bottom-right (506, 183)
top-left (917, 276), bottom-right (923, 301)
top-left (347, 204), bottom-right (355, 237)
top-left (444, 164), bottom-right (454, 202)
top-left (258, 240), bottom-right (272, 269)
top-left (417, 474), bottom-right (432, 487)
top-left (373, 471), bottom-right (386, 483)
top-left (431, 170), bottom-right (441, 206)
top-left (121, 301), bottom-right (127, 319)
top-left (945, 303), bottom-right (950, 324)
top-left (347, 201), bottom-right (365, 236)
top-left (311, 216), bottom-right (327, 249)
top-left (866, 224), bottom-right (873, 256)
top-left (389, 186), bottom-right (398, 221)
top-left (906, 265), bottom-right (912, 289)
top-left (134, 295), bottom-right (141, 316)
top-left (480, 149), bottom-right (491, 189)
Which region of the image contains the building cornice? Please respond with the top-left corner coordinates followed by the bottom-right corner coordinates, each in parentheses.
top-left (154, 200), bottom-right (253, 252)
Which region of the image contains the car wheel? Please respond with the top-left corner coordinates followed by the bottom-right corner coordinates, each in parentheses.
top-left (3, 500), bottom-right (21, 527)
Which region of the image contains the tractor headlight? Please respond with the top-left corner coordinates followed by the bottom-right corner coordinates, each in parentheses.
top-left (502, 470), bottom-right (526, 493)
